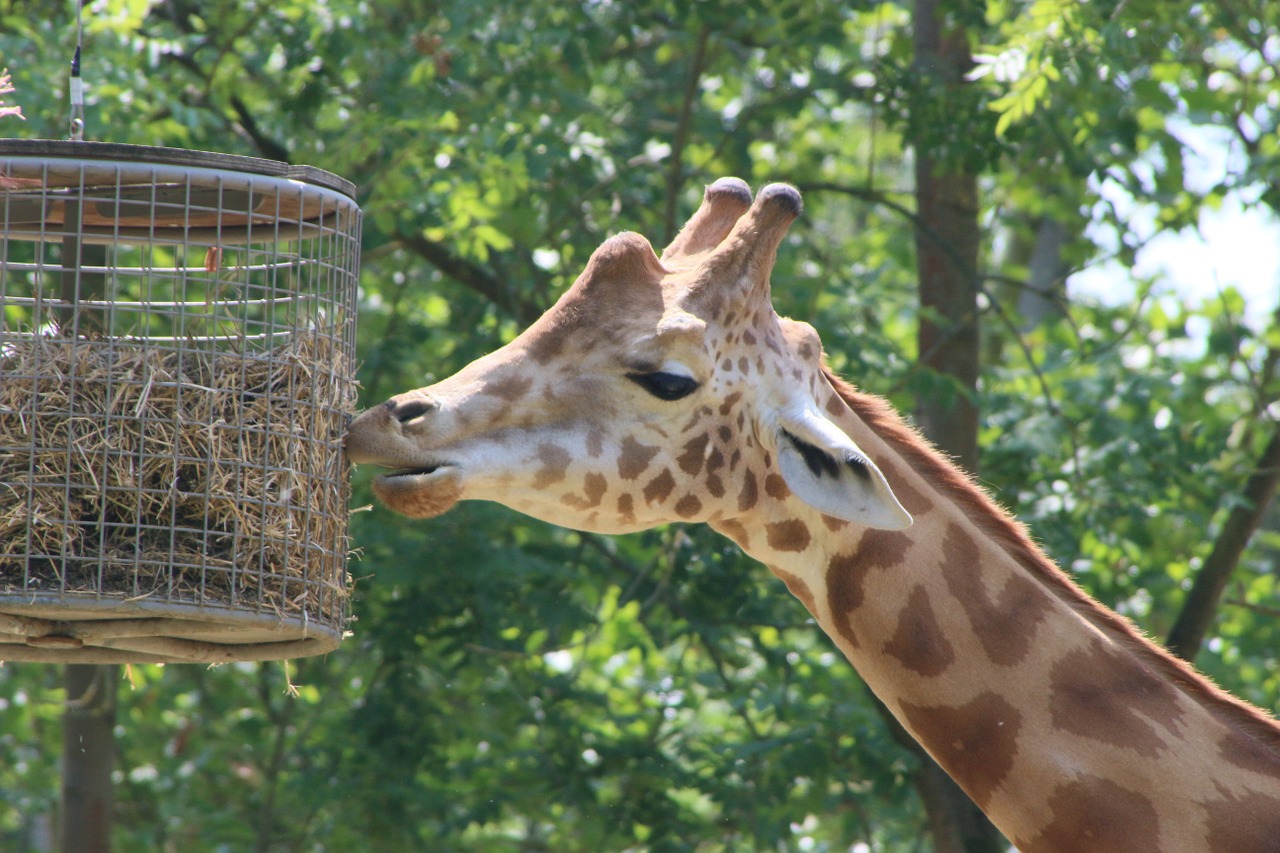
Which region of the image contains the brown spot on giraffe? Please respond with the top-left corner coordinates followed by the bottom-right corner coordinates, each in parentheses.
top-left (1203, 788), bottom-right (1280, 853)
top-left (714, 518), bottom-right (750, 550)
top-left (675, 494), bottom-right (702, 519)
top-left (533, 444), bottom-right (571, 489)
top-left (899, 691), bottom-right (1022, 810)
top-left (1049, 635), bottom-right (1185, 758)
top-left (678, 433), bottom-right (710, 475)
top-left (581, 472), bottom-right (608, 507)
top-left (882, 585), bottom-right (955, 677)
top-left (643, 469), bottom-right (676, 505)
top-left (820, 514), bottom-right (848, 533)
top-left (825, 529), bottom-right (912, 649)
top-left (764, 473), bottom-right (789, 500)
top-left (1218, 726), bottom-right (1280, 779)
top-left (941, 522), bottom-right (1050, 666)
top-left (718, 390), bottom-right (743, 416)
top-left (705, 448), bottom-right (727, 499)
top-left (737, 471), bottom-right (758, 512)
top-left (824, 391), bottom-right (845, 417)
top-left (766, 520), bottom-right (810, 553)
top-left (616, 493), bottom-right (635, 525)
top-left (1018, 775), bottom-right (1159, 853)
top-left (680, 408), bottom-right (709, 433)
top-left (480, 373), bottom-right (534, 401)
top-left (618, 436), bottom-right (660, 480)
top-left (705, 473), bottom-right (725, 499)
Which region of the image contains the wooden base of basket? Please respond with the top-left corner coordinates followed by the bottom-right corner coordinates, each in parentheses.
top-left (0, 595), bottom-right (342, 663)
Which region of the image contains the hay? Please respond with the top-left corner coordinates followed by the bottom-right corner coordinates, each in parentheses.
top-left (0, 332), bottom-right (355, 627)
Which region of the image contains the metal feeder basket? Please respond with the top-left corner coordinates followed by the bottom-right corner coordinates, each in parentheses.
top-left (0, 141), bottom-right (360, 663)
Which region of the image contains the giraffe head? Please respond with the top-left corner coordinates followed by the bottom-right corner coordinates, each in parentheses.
top-left (345, 179), bottom-right (911, 537)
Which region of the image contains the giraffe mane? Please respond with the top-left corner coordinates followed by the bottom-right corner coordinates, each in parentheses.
top-left (824, 366), bottom-right (1280, 752)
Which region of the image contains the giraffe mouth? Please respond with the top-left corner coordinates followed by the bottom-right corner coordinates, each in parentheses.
top-left (381, 463), bottom-right (451, 479)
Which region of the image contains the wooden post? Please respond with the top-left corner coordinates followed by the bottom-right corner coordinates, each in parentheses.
top-left (58, 198), bottom-right (107, 335)
top-left (61, 664), bottom-right (116, 853)
top-left (59, 192), bottom-right (115, 853)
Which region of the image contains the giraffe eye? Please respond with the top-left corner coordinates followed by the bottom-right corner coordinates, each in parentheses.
top-left (626, 371), bottom-right (700, 401)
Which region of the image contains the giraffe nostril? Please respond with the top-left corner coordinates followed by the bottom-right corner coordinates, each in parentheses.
top-left (387, 397), bottom-right (436, 424)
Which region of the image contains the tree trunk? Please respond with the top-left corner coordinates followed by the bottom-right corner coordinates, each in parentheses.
top-left (62, 664), bottom-right (116, 853)
top-left (1166, 422), bottom-right (1280, 660)
top-left (916, 761), bottom-right (1007, 853)
top-left (1017, 217), bottom-right (1070, 329)
top-left (869, 687), bottom-right (1005, 853)
top-left (914, 166), bottom-right (981, 472)
top-left (911, 0), bottom-right (981, 472)
top-left (1167, 309), bottom-right (1280, 661)
top-left (906, 2), bottom-right (1007, 851)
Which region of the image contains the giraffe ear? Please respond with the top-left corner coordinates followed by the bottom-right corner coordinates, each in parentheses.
top-left (776, 408), bottom-right (913, 530)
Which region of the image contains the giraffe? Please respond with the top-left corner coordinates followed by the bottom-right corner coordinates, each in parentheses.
top-left (345, 178), bottom-right (1280, 851)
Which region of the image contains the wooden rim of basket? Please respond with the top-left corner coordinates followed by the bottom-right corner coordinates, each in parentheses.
top-left (0, 596), bottom-right (344, 663)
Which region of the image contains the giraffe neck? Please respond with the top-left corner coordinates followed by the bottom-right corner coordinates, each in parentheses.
top-left (715, 381), bottom-right (1280, 852)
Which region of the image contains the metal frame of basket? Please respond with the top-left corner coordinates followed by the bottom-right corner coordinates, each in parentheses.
top-left (0, 141), bottom-right (360, 663)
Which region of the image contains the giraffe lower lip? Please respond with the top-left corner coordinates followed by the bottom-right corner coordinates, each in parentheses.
top-left (371, 463), bottom-right (464, 519)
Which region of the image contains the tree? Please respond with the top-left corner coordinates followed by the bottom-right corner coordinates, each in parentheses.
top-left (1, 1), bottom-right (1277, 850)
top-left (895, 1), bottom-right (1005, 850)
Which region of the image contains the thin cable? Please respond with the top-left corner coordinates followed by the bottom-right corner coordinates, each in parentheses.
top-left (68, 1), bottom-right (84, 141)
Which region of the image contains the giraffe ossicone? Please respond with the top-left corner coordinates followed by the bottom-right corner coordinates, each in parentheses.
top-left (346, 179), bottom-right (1280, 851)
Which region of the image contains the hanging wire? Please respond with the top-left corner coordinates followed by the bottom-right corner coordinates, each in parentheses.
top-left (68, 1), bottom-right (84, 141)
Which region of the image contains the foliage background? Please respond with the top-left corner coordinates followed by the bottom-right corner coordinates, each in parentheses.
top-left (1, 0), bottom-right (1277, 850)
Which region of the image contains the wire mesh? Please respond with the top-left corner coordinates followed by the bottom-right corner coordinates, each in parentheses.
top-left (0, 141), bottom-right (360, 662)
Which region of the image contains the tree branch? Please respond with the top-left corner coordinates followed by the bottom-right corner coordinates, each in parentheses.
top-left (662, 26), bottom-right (712, 245)
top-left (158, 21), bottom-right (292, 163)
top-left (793, 181), bottom-right (922, 233)
top-left (1167, 301), bottom-right (1280, 660)
top-left (397, 229), bottom-right (543, 326)
top-left (228, 93), bottom-right (291, 163)
top-left (1166, 418), bottom-right (1280, 661)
